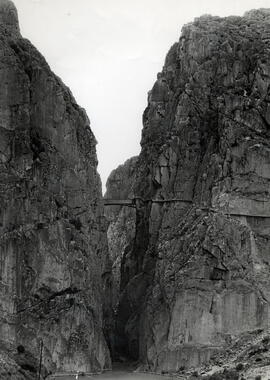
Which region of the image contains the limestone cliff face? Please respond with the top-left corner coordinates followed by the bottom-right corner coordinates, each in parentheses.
top-left (114, 8), bottom-right (270, 374)
top-left (0, 1), bottom-right (111, 377)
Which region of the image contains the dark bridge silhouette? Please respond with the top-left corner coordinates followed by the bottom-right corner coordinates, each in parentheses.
top-left (103, 197), bottom-right (193, 208)
top-left (103, 197), bottom-right (270, 218)
top-left (103, 199), bottom-right (136, 207)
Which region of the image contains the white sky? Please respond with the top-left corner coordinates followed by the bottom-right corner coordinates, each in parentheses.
top-left (13, 0), bottom-right (270, 192)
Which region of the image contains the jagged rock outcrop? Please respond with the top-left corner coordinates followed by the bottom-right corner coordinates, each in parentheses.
top-left (0, 1), bottom-right (111, 377)
top-left (112, 8), bottom-right (270, 376)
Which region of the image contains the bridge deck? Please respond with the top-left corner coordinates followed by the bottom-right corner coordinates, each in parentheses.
top-left (103, 198), bottom-right (270, 218)
top-left (103, 199), bottom-right (134, 206)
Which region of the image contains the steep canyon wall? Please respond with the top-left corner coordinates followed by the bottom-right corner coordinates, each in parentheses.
top-left (0, 1), bottom-right (112, 377)
top-left (107, 8), bottom-right (270, 375)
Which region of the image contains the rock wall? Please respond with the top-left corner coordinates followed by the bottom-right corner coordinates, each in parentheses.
top-left (104, 157), bottom-right (137, 358)
top-left (0, 0), bottom-right (111, 377)
top-left (104, 157), bottom-right (138, 308)
top-left (113, 8), bottom-right (270, 373)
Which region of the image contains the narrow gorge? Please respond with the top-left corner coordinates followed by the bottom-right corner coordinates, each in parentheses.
top-left (1, 1), bottom-right (270, 379)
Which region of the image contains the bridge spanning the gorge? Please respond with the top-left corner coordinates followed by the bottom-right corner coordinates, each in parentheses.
top-left (103, 197), bottom-right (195, 207)
top-left (103, 197), bottom-right (270, 218)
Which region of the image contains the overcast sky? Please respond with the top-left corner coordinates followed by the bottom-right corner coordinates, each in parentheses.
top-left (14, 0), bottom-right (270, 192)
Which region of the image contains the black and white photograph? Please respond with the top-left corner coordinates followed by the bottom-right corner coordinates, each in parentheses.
top-left (1, 1), bottom-right (270, 379)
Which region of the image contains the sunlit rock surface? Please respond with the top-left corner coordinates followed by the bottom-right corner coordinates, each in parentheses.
top-left (111, 8), bottom-right (270, 375)
top-left (0, 1), bottom-right (112, 377)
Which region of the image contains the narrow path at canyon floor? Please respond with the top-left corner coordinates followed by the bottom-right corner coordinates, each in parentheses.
top-left (47, 363), bottom-right (174, 380)
top-left (49, 373), bottom-right (173, 380)
top-left (48, 365), bottom-right (174, 380)
top-left (93, 373), bottom-right (172, 380)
